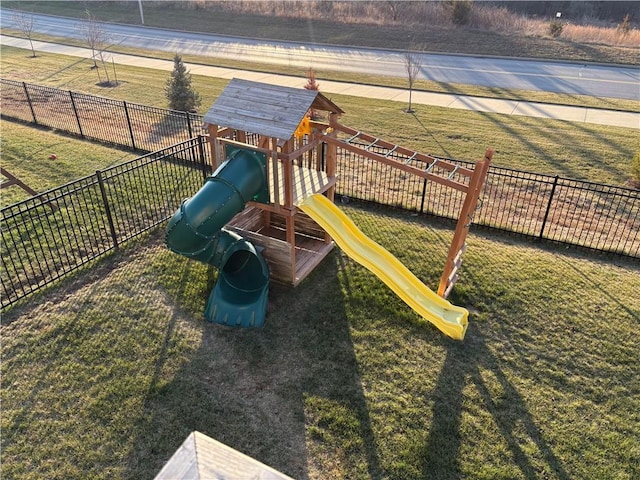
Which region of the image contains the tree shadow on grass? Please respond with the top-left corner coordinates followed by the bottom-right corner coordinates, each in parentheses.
top-left (123, 250), bottom-right (384, 479)
top-left (144, 112), bottom-right (195, 150)
top-left (422, 323), bottom-right (571, 480)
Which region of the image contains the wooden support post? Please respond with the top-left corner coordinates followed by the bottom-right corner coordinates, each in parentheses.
top-left (325, 131), bottom-right (337, 203)
top-left (286, 213), bottom-right (296, 283)
top-left (270, 137), bottom-right (280, 210)
top-left (316, 135), bottom-right (324, 172)
top-left (283, 158), bottom-right (294, 207)
top-left (258, 135), bottom-right (270, 149)
top-left (323, 124), bottom-right (339, 244)
top-left (206, 124), bottom-right (220, 170)
top-left (1, 167), bottom-right (38, 196)
top-left (282, 139), bottom-right (292, 156)
top-left (438, 149), bottom-right (492, 297)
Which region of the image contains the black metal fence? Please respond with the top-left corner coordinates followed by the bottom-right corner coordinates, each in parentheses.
top-left (1, 79), bottom-right (204, 152)
top-left (1, 80), bottom-right (638, 310)
top-left (337, 142), bottom-right (639, 259)
top-left (1, 137), bottom-right (210, 308)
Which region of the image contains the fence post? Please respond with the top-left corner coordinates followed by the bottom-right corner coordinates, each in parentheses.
top-left (419, 178), bottom-right (428, 214)
top-left (198, 135), bottom-right (208, 180)
top-left (539, 175), bottom-right (559, 239)
top-left (186, 111), bottom-right (193, 138)
top-left (69, 91), bottom-right (85, 138)
top-left (22, 82), bottom-right (37, 125)
top-left (122, 101), bottom-right (137, 150)
top-left (96, 170), bottom-right (119, 248)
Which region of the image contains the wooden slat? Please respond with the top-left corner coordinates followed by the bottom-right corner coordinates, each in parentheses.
top-left (294, 241), bottom-right (334, 285)
top-left (204, 79), bottom-right (324, 140)
top-left (266, 162), bottom-right (335, 207)
top-left (226, 206), bottom-right (264, 231)
top-left (154, 431), bottom-right (295, 480)
top-left (334, 124), bottom-right (474, 177)
top-left (438, 150), bottom-right (492, 297)
top-left (325, 136), bottom-right (468, 193)
top-left (228, 207), bottom-right (334, 285)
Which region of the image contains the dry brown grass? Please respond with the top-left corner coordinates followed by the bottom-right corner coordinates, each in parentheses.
top-left (177, 1), bottom-right (640, 49)
top-left (561, 22), bottom-right (640, 48)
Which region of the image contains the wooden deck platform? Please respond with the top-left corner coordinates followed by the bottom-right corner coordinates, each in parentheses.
top-left (154, 431), bottom-right (294, 480)
top-left (227, 205), bottom-right (334, 286)
top-left (267, 161), bottom-right (335, 207)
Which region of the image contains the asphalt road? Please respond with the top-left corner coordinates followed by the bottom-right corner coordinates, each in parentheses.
top-left (2, 9), bottom-right (639, 101)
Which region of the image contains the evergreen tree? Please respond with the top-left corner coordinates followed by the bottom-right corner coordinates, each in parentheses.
top-left (165, 53), bottom-right (201, 112)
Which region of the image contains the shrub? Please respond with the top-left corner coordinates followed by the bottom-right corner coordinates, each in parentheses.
top-left (304, 67), bottom-right (320, 92)
top-left (617, 13), bottom-right (631, 36)
top-left (304, 68), bottom-right (320, 119)
top-left (549, 18), bottom-right (564, 37)
top-left (450, 0), bottom-right (473, 25)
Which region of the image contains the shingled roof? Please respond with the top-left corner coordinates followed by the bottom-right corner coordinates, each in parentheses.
top-left (203, 78), bottom-right (343, 141)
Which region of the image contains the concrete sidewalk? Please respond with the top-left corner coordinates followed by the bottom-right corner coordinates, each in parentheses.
top-left (3, 35), bottom-right (638, 130)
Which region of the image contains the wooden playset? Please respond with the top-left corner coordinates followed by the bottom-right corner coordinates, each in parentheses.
top-left (202, 78), bottom-right (491, 296)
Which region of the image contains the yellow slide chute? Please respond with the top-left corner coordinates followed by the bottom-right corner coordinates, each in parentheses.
top-left (298, 194), bottom-right (469, 340)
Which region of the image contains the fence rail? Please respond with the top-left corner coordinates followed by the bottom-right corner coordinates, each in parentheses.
top-left (1, 137), bottom-right (210, 308)
top-left (1, 80), bottom-right (638, 309)
top-left (1, 79), bottom-right (204, 152)
top-left (338, 142), bottom-right (639, 257)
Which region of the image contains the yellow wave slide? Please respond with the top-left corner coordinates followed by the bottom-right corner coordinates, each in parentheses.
top-left (298, 194), bottom-right (469, 340)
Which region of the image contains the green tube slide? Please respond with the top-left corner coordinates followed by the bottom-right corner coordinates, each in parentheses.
top-left (165, 147), bottom-right (270, 328)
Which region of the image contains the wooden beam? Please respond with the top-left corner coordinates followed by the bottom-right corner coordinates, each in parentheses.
top-left (325, 129), bottom-right (337, 204)
top-left (334, 124), bottom-right (474, 178)
top-left (1, 167), bottom-right (38, 195)
top-left (280, 137), bottom-right (323, 162)
top-left (1, 167), bottom-right (58, 211)
top-left (438, 149), bottom-right (493, 297)
top-left (286, 213), bottom-right (296, 283)
top-left (283, 158), bottom-right (294, 207)
top-left (216, 137), bottom-right (271, 157)
top-left (323, 136), bottom-right (468, 193)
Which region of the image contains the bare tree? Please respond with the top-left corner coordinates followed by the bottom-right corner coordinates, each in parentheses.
top-left (386, 1), bottom-right (399, 21)
top-left (81, 10), bottom-right (115, 85)
top-left (304, 67), bottom-right (320, 119)
top-left (403, 48), bottom-right (421, 113)
top-left (13, 10), bottom-right (36, 58)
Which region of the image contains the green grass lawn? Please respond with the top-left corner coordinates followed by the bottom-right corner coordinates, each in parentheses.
top-left (1, 24), bottom-right (639, 479)
top-left (1, 204), bottom-right (638, 479)
top-left (2, 46), bottom-right (638, 188)
top-left (0, 120), bottom-right (133, 207)
top-left (2, 28), bottom-right (639, 114)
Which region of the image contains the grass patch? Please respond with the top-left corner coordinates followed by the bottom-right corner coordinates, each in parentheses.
top-left (0, 120), bottom-right (133, 207)
top-left (2, 46), bottom-right (638, 187)
top-left (3, 4), bottom-right (640, 114)
top-left (2, 205), bottom-right (638, 479)
top-left (2, 29), bottom-right (638, 113)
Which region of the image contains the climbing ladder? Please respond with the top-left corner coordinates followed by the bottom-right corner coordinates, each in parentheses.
top-left (323, 124), bottom-right (492, 298)
top-left (438, 150), bottom-right (492, 297)
top-left (327, 125), bottom-right (475, 193)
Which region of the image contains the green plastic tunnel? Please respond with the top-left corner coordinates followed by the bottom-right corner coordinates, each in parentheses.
top-left (165, 148), bottom-right (270, 328)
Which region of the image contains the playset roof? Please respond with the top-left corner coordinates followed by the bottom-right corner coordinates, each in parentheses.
top-left (203, 78), bottom-right (343, 141)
